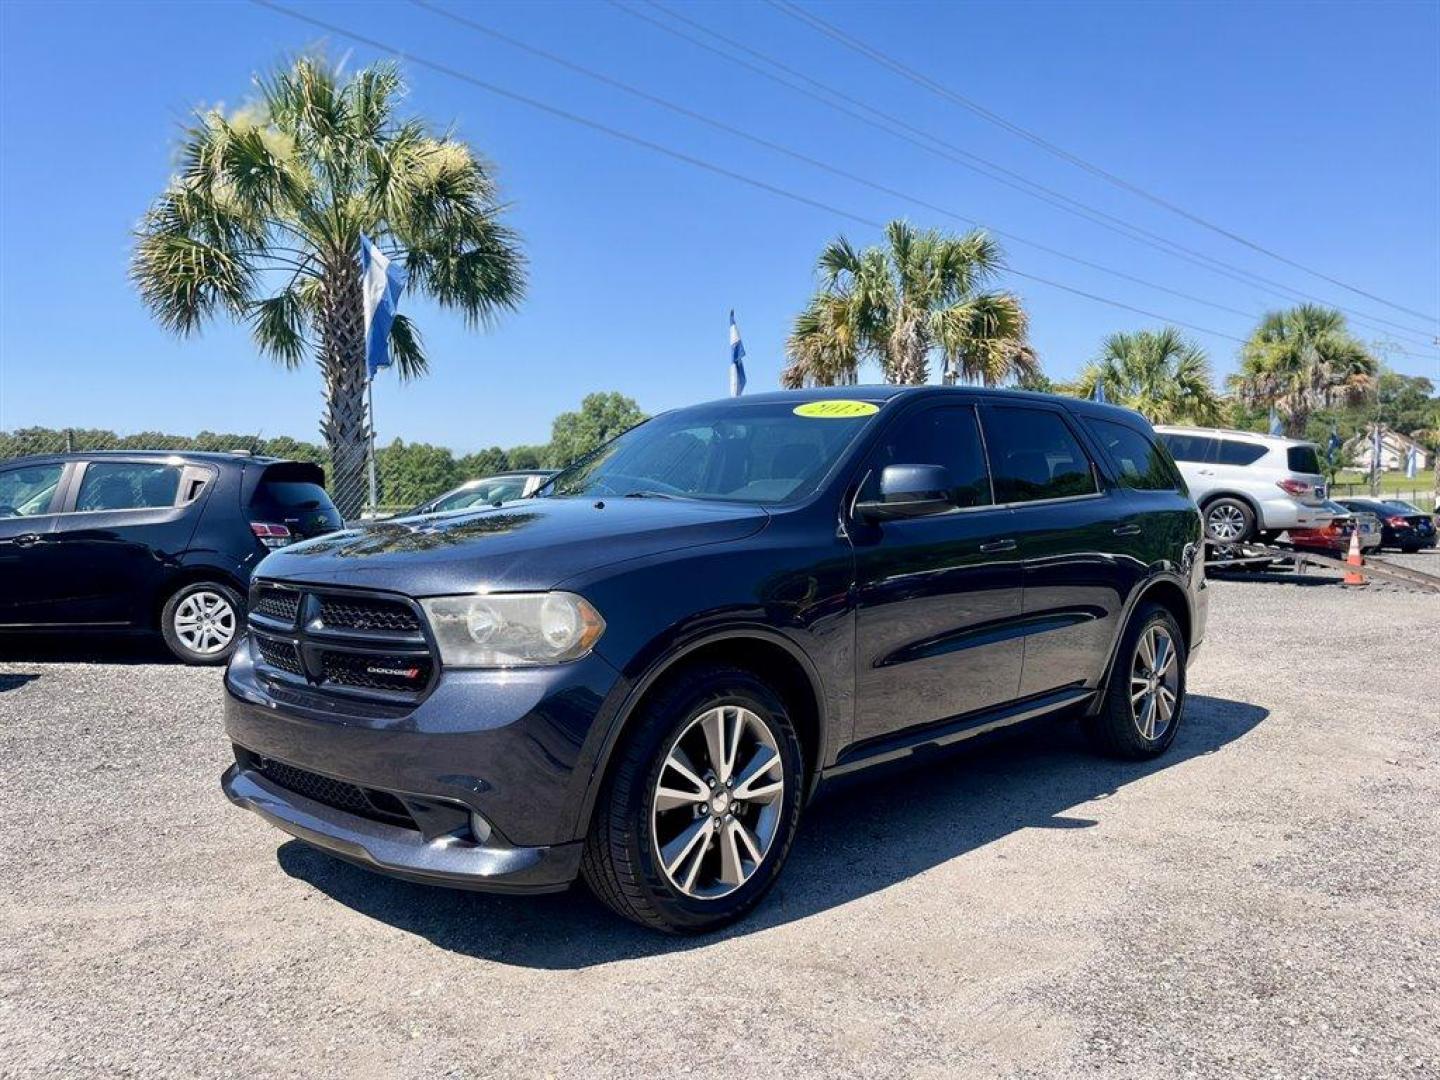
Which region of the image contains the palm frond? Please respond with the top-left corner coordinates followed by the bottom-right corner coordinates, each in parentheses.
top-left (386, 313), bottom-right (428, 379)
top-left (249, 288), bottom-right (310, 368)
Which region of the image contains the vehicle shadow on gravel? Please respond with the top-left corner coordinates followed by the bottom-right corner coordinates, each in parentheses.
top-left (277, 693), bottom-right (1267, 968)
top-left (0, 637), bottom-right (175, 665)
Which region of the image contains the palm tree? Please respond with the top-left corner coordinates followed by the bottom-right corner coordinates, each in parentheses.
top-left (132, 56), bottom-right (525, 516)
top-left (1230, 305), bottom-right (1376, 438)
top-left (781, 220), bottom-right (1036, 388)
top-left (1075, 327), bottom-right (1221, 425)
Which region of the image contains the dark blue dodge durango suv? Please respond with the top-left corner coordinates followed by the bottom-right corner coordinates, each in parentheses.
top-left (223, 387), bottom-right (1206, 932)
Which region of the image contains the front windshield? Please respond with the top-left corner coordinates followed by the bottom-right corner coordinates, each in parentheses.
top-left (544, 400), bottom-right (883, 504)
top-left (433, 477), bottom-right (527, 512)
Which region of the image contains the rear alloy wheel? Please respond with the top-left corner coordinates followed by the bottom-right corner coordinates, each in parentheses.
top-left (1203, 498), bottom-right (1254, 544)
top-left (582, 665), bottom-right (804, 933)
top-left (1083, 602), bottom-right (1186, 759)
top-left (161, 582), bottom-right (243, 665)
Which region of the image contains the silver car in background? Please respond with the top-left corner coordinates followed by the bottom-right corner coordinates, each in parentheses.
top-left (1155, 426), bottom-right (1331, 543)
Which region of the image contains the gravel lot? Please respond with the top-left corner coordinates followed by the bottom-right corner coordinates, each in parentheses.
top-left (2, 553), bottom-right (1437, 1079)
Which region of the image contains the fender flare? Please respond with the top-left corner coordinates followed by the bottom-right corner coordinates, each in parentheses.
top-left (1085, 570), bottom-right (1196, 717)
top-left (571, 623), bottom-right (830, 838)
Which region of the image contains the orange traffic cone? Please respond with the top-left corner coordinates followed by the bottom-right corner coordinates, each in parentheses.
top-left (1343, 528), bottom-right (1366, 587)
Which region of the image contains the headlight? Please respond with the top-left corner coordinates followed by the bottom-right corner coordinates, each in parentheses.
top-left (419, 592), bottom-right (605, 667)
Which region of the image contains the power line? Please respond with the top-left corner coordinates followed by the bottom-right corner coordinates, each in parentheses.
top-left (625, 0), bottom-right (1437, 351)
top-left (411, 0), bottom-right (1262, 325)
top-left (768, 0), bottom-right (1439, 328)
top-left (249, 0), bottom-right (1250, 348)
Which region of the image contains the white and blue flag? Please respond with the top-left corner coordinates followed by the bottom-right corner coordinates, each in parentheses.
top-left (360, 234), bottom-right (408, 378)
top-left (1406, 442), bottom-right (1420, 479)
top-left (1373, 425), bottom-right (1384, 469)
top-left (1091, 379), bottom-right (1107, 404)
top-left (729, 310), bottom-right (747, 397)
top-left (1328, 425), bottom-right (1342, 455)
top-left (1268, 406), bottom-right (1283, 436)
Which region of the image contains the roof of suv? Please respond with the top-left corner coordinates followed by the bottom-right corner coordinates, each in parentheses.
top-left (695, 384), bottom-right (1146, 421)
top-left (1152, 424), bottom-right (1316, 448)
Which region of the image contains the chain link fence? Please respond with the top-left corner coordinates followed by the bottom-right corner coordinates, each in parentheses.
top-left (0, 427), bottom-right (488, 519)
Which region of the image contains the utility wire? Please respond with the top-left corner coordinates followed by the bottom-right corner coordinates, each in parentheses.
top-left (250, 0), bottom-right (1249, 346)
top-left (769, 0), bottom-right (1438, 327)
top-left (627, 0), bottom-right (1437, 351)
top-left (411, 0), bottom-right (1262, 324)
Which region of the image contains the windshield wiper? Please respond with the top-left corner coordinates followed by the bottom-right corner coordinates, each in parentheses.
top-left (623, 490), bottom-right (676, 500)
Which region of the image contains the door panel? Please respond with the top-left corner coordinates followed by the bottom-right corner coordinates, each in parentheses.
top-left (850, 403), bottom-right (1024, 746)
top-left (47, 461), bottom-right (200, 626)
top-left (852, 510), bottom-right (1024, 744)
top-left (0, 462), bottom-right (67, 626)
top-left (979, 404), bottom-right (1130, 698)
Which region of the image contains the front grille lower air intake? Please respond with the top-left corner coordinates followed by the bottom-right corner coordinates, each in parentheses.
top-left (247, 581), bottom-right (436, 702)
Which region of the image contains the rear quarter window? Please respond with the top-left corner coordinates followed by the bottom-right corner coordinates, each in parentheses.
top-left (1084, 419), bottom-right (1180, 492)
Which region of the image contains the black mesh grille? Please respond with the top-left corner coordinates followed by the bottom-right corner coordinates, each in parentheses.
top-left (253, 635), bottom-right (304, 676)
top-left (318, 596), bottom-right (421, 634)
top-left (321, 651), bottom-right (434, 693)
top-left (252, 587), bottom-right (299, 624)
top-left (246, 582), bottom-right (435, 702)
top-left (252, 757), bottom-right (415, 829)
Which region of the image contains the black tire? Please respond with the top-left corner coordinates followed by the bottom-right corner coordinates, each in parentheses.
top-left (160, 581), bottom-right (244, 665)
top-left (1083, 602), bottom-right (1186, 760)
top-left (1202, 497), bottom-right (1255, 544)
top-left (581, 665), bottom-right (805, 934)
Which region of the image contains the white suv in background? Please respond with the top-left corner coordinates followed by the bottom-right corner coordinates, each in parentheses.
top-left (1154, 426), bottom-right (1331, 543)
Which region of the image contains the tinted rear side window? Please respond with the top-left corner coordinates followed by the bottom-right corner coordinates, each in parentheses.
top-left (1085, 419), bottom-right (1179, 491)
top-left (983, 407), bottom-right (1097, 503)
top-left (1159, 433), bottom-right (1216, 463)
top-left (1287, 445), bottom-right (1322, 474)
top-left (75, 463), bottom-right (181, 511)
top-left (1214, 440), bottom-right (1267, 466)
top-left (860, 405), bottom-right (992, 508)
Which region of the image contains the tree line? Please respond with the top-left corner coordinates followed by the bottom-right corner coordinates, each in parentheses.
top-left (0, 392), bottom-right (647, 511)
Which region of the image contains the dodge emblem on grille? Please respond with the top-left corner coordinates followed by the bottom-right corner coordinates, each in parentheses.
top-left (366, 665), bottom-right (421, 679)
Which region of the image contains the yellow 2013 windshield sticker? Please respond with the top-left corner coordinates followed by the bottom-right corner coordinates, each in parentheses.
top-left (793, 400), bottom-right (879, 418)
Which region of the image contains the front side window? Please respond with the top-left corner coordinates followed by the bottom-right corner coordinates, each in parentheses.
top-left (858, 405), bottom-right (992, 509)
top-left (1086, 419), bottom-right (1178, 492)
top-left (0, 463), bottom-right (63, 517)
top-left (74, 463), bottom-right (181, 512)
top-left (984, 407), bottom-right (1098, 504)
top-left (545, 400), bottom-right (881, 504)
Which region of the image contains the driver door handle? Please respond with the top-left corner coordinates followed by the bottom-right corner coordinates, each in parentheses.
top-left (11, 533), bottom-right (44, 548)
top-left (979, 538), bottom-right (1017, 554)
top-left (1112, 523), bottom-right (1142, 537)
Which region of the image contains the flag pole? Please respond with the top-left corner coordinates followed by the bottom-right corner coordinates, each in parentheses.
top-left (366, 373), bottom-right (379, 515)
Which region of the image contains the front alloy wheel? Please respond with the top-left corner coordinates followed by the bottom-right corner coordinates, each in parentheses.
top-left (651, 705), bottom-right (785, 899)
top-left (582, 665), bottom-right (804, 933)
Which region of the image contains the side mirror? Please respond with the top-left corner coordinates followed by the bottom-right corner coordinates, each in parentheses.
top-left (855, 464), bottom-right (954, 521)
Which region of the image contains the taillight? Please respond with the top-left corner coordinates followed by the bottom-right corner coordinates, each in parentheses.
top-left (250, 522), bottom-right (292, 549)
top-left (1386, 515), bottom-right (1409, 527)
top-left (1276, 478), bottom-right (1312, 496)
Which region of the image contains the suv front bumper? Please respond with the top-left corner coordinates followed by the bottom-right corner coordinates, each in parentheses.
top-left (222, 636), bottom-right (624, 893)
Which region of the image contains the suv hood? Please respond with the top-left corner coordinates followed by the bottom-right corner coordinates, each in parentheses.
top-left (256, 497), bottom-right (769, 594)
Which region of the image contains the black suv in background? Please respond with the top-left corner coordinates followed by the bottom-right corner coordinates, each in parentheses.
top-left (223, 388), bottom-right (1206, 932)
top-left (0, 451), bottom-right (341, 663)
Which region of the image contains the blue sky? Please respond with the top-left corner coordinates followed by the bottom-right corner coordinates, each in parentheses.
top-left (2, 0), bottom-right (1437, 452)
